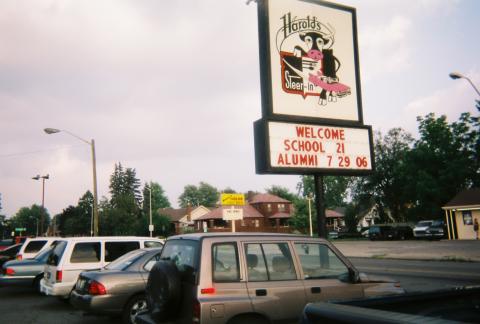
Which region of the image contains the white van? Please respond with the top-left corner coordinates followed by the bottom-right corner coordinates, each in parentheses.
top-left (16, 237), bottom-right (58, 260)
top-left (40, 236), bottom-right (163, 298)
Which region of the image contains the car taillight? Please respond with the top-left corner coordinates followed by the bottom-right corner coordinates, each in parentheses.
top-left (192, 298), bottom-right (200, 324)
top-left (5, 268), bottom-right (15, 276)
top-left (88, 280), bottom-right (107, 295)
top-left (16, 255), bottom-right (22, 261)
top-left (200, 287), bottom-right (215, 294)
top-left (56, 270), bottom-right (62, 282)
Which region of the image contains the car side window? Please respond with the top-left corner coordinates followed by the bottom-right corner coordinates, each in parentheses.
top-left (70, 242), bottom-right (101, 263)
top-left (294, 243), bottom-right (349, 280)
top-left (245, 243), bottom-right (296, 281)
top-left (105, 241), bottom-right (140, 262)
top-left (212, 243), bottom-right (240, 282)
top-left (25, 240), bottom-right (47, 253)
top-left (144, 252), bottom-right (162, 272)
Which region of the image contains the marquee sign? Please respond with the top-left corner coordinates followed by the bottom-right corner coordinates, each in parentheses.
top-left (255, 119), bottom-right (374, 175)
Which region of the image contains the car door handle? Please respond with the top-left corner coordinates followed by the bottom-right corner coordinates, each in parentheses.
top-left (256, 289), bottom-right (267, 296)
top-left (311, 287), bottom-right (321, 294)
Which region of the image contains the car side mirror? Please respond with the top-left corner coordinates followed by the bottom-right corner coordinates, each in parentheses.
top-left (349, 268), bottom-right (359, 283)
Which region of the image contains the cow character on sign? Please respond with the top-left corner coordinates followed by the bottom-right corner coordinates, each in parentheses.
top-left (281, 30), bottom-right (351, 106)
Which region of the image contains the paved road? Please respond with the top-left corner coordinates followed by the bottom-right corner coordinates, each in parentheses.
top-left (350, 257), bottom-right (480, 292)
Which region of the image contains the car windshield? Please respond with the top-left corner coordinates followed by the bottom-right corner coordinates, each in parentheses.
top-left (104, 249), bottom-right (146, 271)
top-left (417, 221), bottom-right (433, 227)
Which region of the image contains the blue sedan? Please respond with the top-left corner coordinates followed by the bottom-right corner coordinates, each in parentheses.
top-left (0, 246), bottom-right (52, 292)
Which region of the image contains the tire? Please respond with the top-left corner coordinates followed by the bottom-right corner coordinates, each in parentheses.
top-left (33, 274), bottom-right (43, 294)
top-left (146, 260), bottom-right (181, 322)
top-left (123, 294), bottom-right (148, 324)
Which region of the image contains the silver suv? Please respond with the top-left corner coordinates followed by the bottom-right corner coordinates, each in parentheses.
top-left (138, 233), bottom-right (404, 324)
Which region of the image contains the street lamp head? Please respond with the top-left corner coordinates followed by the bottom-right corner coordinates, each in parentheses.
top-left (42, 174), bottom-right (50, 180)
top-left (449, 72), bottom-right (464, 80)
top-left (44, 128), bottom-right (61, 134)
top-left (32, 175), bottom-right (40, 180)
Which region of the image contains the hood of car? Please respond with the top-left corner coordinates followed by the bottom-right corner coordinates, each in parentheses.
top-left (414, 226), bottom-right (430, 231)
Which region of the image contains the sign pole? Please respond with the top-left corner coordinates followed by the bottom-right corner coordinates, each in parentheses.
top-left (314, 175), bottom-right (327, 238)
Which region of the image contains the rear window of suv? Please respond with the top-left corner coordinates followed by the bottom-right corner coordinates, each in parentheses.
top-left (47, 241), bottom-right (68, 266)
top-left (160, 239), bottom-right (198, 273)
top-left (70, 242), bottom-right (101, 263)
top-left (24, 240), bottom-right (47, 253)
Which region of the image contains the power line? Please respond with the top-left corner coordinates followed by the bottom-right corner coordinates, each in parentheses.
top-left (0, 144), bottom-right (85, 159)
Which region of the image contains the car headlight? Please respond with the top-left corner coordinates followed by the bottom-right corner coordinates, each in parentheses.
top-left (438, 229), bottom-right (444, 233)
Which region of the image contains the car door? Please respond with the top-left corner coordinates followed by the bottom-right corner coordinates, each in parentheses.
top-left (243, 241), bottom-right (306, 322)
top-left (293, 242), bottom-right (363, 303)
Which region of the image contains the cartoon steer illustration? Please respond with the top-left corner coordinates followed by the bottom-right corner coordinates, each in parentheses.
top-left (283, 31), bottom-right (351, 105)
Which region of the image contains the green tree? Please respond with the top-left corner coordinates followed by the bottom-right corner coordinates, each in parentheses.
top-left (266, 185), bottom-right (298, 202)
top-left (350, 128), bottom-right (413, 223)
top-left (296, 176), bottom-right (351, 208)
top-left (10, 205), bottom-right (50, 236)
top-left (105, 163), bottom-right (143, 235)
top-left (404, 113), bottom-right (478, 219)
top-left (178, 182), bottom-right (219, 208)
top-left (139, 182), bottom-right (171, 236)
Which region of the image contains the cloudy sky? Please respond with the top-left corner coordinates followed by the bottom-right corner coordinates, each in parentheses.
top-left (1, 0), bottom-right (479, 218)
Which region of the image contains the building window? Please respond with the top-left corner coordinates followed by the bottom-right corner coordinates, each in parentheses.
top-left (463, 211), bottom-right (473, 225)
top-left (255, 220), bottom-right (260, 227)
top-left (267, 204), bottom-right (272, 212)
top-left (278, 204), bottom-right (285, 212)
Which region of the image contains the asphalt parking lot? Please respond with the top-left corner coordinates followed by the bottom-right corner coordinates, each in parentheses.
top-left (333, 239), bottom-right (480, 262)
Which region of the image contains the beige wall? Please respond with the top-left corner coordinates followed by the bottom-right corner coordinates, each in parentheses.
top-left (455, 210), bottom-right (480, 239)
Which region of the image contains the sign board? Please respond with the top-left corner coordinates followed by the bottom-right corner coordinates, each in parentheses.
top-left (221, 193), bottom-right (245, 206)
top-left (255, 119), bottom-right (374, 175)
top-left (257, 0), bottom-right (363, 123)
top-left (222, 207), bottom-right (244, 221)
top-left (15, 228), bottom-right (26, 232)
top-left (148, 225), bottom-right (154, 232)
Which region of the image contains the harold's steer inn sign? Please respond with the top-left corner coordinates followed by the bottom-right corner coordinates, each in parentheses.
top-left (254, 0), bottom-right (374, 175)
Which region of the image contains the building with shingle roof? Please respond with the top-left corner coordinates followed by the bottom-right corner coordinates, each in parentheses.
top-left (442, 188), bottom-right (480, 239)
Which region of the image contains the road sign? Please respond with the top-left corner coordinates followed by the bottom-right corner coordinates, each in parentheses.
top-left (15, 228), bottom-right (26, 232)
top-left (222, 207), bottom-right (244, 221)
top-left (221, 193), bottom-right (245, 206)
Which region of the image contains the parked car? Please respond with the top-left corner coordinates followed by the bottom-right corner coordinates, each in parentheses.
top-left (369, 225), bottom-right (413, 240)
top-left (0, 244), bottom-right (23, 267)
top-left (0, 246), bottom-right (53, 292)
top-left (424, 220), bottom-right (447, 240)
top-left (70, 247), bottom-right (163, 324)
top-left (16, 237), bottom-right (58, 260)
top-left (137, 233), bottom-right (404, 324)
top-left (414, 220), bottom-right (446, 239)
top-left (40, 236), bottom-right (164, 299)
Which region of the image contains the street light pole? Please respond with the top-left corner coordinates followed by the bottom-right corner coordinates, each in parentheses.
top-left (146, 184), bottom-right (153, 237)
top-left (449, 72), bottom-right (480, 97)
top-left (32, 174), bottom-right (49, 236)
top-left (307, 193), bottom-right (313, 237)
top-left (44, 128), bottom-right (99, 236)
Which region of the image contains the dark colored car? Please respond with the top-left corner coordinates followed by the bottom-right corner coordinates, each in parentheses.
top-left (369, 225), bottom-right (413, 240)
top-left (0, 244), bottom-right (23, 267)
top-left (0, 246), bottom-right (52, 292)
top-left (0, 239), bottom-right (14, 251)
top-left (70, 247), bottom-right (163, 324)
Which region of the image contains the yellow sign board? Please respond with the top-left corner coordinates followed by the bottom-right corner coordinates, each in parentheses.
top-left (221, 193), bottom-right (245, 206)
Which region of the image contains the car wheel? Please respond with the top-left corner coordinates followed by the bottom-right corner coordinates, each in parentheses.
top-left (146, 260), bottom-right (181, 322)
top-left (33, 275), bottom-right (43, 294)
top-left (123, 294), bottom-right (148, 324)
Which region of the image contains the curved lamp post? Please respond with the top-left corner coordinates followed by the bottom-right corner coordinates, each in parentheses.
top-left (449, 72), bottom-right (480, 97)
top-left (44, 128), bottom-right (99, 236)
